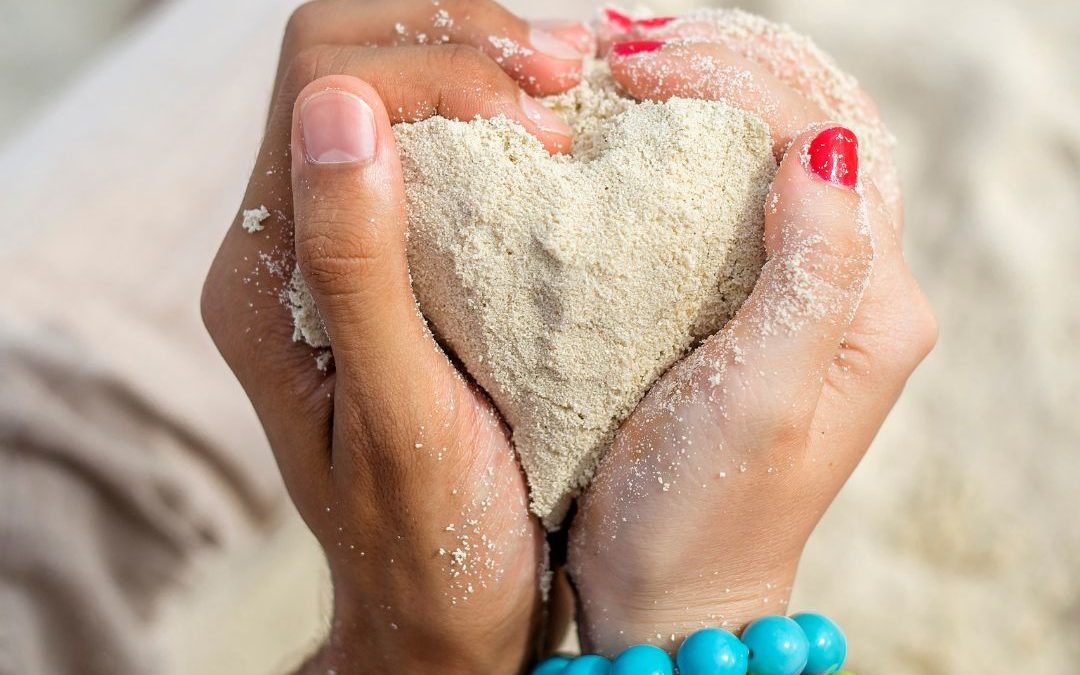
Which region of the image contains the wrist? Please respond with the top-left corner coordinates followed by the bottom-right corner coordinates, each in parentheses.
top-left (301, 577), bottom-right (539, 675)
top-left (574, 565), bottom-right (798, 657)
top-left (300, 615), bottom-right (525, 675)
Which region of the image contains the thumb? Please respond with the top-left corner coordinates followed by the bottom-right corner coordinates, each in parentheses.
top-left (290, 75), bottom-right (438, 392)
top-left (696, 126), bottom-right (873, 422)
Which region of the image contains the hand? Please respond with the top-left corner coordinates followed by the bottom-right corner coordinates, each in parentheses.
top-left (201, 2), bottom-right (591, 673)
top-left (567, 28), bottom-right (938, 655)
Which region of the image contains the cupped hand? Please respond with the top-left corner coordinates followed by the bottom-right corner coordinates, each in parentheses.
top-left (201, 3), bottom-right (591, 673)
top-left (567, 28), bottom-right (937, 656)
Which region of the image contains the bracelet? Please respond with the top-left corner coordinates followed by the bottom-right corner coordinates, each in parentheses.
top-left (532, 612), bottom-right (849, 675)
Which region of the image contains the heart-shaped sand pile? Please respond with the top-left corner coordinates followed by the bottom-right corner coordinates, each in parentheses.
top-left (288, 9), bottom-right (897, 527)
top-left (291, 65), bottom-right (776, 525)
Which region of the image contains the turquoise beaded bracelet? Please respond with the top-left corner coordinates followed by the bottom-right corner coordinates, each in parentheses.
top-left (533, 612), bottom-right (849, 675)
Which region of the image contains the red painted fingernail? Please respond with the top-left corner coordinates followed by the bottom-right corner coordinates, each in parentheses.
top-left (611, 40), bottom-right (665, 57)
top-left (604, 8), bottom-right (635, 31)
top-left (808, 126), bottom-right (859, 188)
top-left (635, 16), bottom-right (676, 29)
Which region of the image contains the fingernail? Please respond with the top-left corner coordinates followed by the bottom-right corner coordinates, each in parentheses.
top-left (807, 126), bottom-right (859, 188)
top-left (635, 16), bottom-right (676, 29)
top-left (518, 91), bottom-right (572, 136)
top-left (300, 90), bottom-right (377, 165)
top-left (610, 40), bottom-right (665, 57)
top-left (529, 27), bottom-right (587, 60)
top-left (603, 8), bottom-right (635, 31)
top-left (531, 20), bottom-right (595, 55)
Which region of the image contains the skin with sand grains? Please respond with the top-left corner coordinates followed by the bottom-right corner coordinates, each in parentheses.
top-left (200, 2), bottom-right (936, 673)
top-left (203, 2), bottom-right (591, 673)
top-left (568, 18), bottom-right (935, 656)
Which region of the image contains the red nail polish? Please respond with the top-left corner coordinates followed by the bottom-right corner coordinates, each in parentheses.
top-left (604, 8), bottom-right (635, 31)
top-left (611, 40), bottom-right (665, 57)
top-left (808, 127), bottom-right (859, 188)
top-left (635, 16), bottom-right (676, 29)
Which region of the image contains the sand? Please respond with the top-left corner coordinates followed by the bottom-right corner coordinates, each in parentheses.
top-left (6, 0), bottom-right (1076, 672)
top-left (240, 205), bottom-right (269, 233)
top-left (287, 9), bottom-right (890, 526)
top-left (290, 64), bottom-right (776, 524)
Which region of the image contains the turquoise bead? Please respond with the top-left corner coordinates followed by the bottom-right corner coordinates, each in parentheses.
top-left (740, 616), bottom-right (809, 675)
top-left (676, 627), bottom-right (749, 675)
top-left (533, 655), bottom-right (572, 675)
top-left (792, 613), bottom-right (847, 675)
top-left (564, 654), bottom-right (613, 675)
top-left (612, 644), bottom-right (673, 675)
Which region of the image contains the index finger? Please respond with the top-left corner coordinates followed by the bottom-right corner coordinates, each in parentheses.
top-left (277, 0), bottom-right (591, 100)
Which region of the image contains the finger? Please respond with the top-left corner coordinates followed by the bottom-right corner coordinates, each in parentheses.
top-left (276, 45), bottom-right (573, 155)
top-left (633, 15), bottom-right (879, 133)
top-left (591, 7), bottom-right (678, 53)
top-left (607, 40), bottom-right (827, 157)
top-left (532, 18), bottom-right (598, 57)
top-left (278, 0), bottom-right (589, 98)
top-left (807, 182), bottom-right (937, 471)
top-left (682, 125), bottom-right (872, 427)
top-left (839, 182), bottom-right (936, 382)
top-left (592, 8), bottom-right (634, 53)
top-left (638, 12), bottom-right (903, 223)
top-left (288, 75), bottom-right (454, 404)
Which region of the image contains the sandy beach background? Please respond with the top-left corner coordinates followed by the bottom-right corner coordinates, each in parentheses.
top-left (0, 0), bottom-right (1077, 673)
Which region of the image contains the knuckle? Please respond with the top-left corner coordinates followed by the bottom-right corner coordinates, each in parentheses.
top-left (424, 44), bottom-right (516, 113)
top-left (905, 288), bottom-right (939, 362)
top-left (283, 45), bottom-right (324, 94)
top-left (878, 282), bottom-right (938, 373)
top-left (283, 44), bottom-right (357, 97)
top-left (284, 1), bottom-right (325, 49)
top-left (432, 43), bottom-right (504, 86)
top-left (436, 42), bottom-right (511, 92)
top-left (786, 228), bottom-right (873, 298)
top-left (445, 0), bottom-right (500, 17)
top-left (199, 272), bottom-right (226, 342)
top-left (834, 338), bottom-right (876, 381)
top-left (294, 215), bottom-right (393, 293)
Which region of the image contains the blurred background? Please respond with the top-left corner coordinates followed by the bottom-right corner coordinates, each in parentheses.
top-left (0, 0), bottom-right (155, 144)
top-left (1, 0), bottom-right (1077, 673)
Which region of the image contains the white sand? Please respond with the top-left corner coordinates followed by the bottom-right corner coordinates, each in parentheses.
top-left (291, 65), bottom-right (776, 524)
top-left (240, 205), bottom-right (269, 233)
top-left (4, 0), bottom-right (1075, 672)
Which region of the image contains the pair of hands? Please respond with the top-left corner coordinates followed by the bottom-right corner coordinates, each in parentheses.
top-left (201, 1), bottom-right (936, 673)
